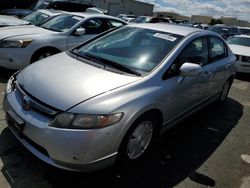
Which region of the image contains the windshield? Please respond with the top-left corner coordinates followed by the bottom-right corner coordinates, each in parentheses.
top-left (40, 14), bottom-right (83, 32)
top-left (227, 37), bottom-right (250, 47)
top-left (22, 11), bottom-right (49, 25)
top-left (239, 28), bottom-right (250, 35)
top-left (72, 26), bottom-right (183, 75)
top-left (134, 17), bottom-right (151, 23)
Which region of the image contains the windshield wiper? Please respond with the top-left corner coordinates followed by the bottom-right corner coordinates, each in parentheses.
top-left (82, 53), bottom-right (141, 76)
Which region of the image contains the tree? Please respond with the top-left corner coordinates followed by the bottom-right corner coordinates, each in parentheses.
top-left (209, 18), bottom-right (224, 25)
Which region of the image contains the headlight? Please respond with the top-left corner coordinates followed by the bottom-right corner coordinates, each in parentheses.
top-left (0, 39), bottom-right (33, 48)
top-left (6, 75), bottom-right (16, 94)
top-left (49, 112), bottom-right (123, 129)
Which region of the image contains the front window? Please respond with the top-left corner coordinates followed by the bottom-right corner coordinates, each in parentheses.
top-left (227, 37), bottom-right (250, 47)
top-left (40, 14), bottom-right (83, 32)
top-left (71, 26), bottom-right (183, 75)
top-left (22, 11), bottom-right (49, 25)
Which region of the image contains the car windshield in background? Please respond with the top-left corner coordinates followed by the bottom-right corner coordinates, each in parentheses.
top-left (208, 27), bottom-right (229, 35)
top-left (72, 27), bottom-right (183, 75)
top-left (239, 28), bottom-right (250, 35)
top-left (40, 14), bottom-right (83, 32)
top-left (22, 11), bottom-right (49, 25)
top-left (227, 37), bottom-right (250, 47)
top-left (134, 17), bottom-right (151, 23)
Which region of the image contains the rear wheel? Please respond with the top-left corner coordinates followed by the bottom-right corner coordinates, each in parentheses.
top-left (218, 80), bottom-right (231, 103)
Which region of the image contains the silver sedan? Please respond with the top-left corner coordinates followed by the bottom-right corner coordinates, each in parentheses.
top-left (3, 24), bottom-right (236, 172)
top-left (0, 12), bottom-right (126, 69)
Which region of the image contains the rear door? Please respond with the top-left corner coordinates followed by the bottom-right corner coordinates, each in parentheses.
top-left (206, 36), bottom-right (232, 96)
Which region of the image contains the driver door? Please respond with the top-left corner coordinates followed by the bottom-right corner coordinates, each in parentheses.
top-left (160, 37), bottom-right (212, 122)
top-left (67, 18), bottom-right (108, 49)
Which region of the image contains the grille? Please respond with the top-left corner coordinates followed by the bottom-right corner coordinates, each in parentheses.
top-left (16, 84), bottom-right (60, 116)
top-left (242, 56), bottom-right (250, 63)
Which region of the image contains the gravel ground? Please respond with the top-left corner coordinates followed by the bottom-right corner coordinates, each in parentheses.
top-left (0, 68), bottom-right (249, 188)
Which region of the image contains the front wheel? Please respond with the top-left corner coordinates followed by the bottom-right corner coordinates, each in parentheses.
top-left (118, 115), bottom-right (158, 165)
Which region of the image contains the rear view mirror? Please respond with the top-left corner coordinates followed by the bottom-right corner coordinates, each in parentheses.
top-left (180, 62), bottom-right (202, 77)
top-left (75, 28), bottom-right (85, 36)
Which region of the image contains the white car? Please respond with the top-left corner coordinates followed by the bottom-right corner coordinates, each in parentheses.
top-left (0, 13), bottom-right (126, 69)
top-left (0, 9), bottom-right (63, 27)
top-left (227, 35), bottom-right (250, 73)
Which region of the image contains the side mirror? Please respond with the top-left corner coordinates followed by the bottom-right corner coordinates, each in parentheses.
top-left (179, 62), bottom-right (202, 77)
top-left (75, 28), bottom-right (85, 36)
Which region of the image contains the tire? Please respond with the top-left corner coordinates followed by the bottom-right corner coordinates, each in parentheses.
top-left (118, 115), bottom-right (158, 165)
top-left (31, 50), bottom-right (58, 63)
top-left (218, 80), bottom-right (231, 103)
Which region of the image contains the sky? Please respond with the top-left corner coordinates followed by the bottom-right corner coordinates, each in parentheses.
top-left (139, 0), bottom-right (250, 22)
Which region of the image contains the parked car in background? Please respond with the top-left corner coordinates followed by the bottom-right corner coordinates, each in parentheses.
top-left (208, 24), bottom-right (240, 40)
top-left (0, 0), bottom-right (36, 10)
top-left (117, 14), bottom-right (136, 22)
top-left (227, 35), bottom-right (250, 73)
top-left (0, 0), bottom-right (94, 18)
top-left (133, 16), bottom-right (152, 23)
top-left (0, 9), bottom-right (63, 27)
top-left (86, 7), bottom-right (108, 15)
top-left (238, 27), bottom-right (250, 35)
top-left (3, 24), bottom-right (235, 172)
top-left (0, 13), bottom-right (126, 69)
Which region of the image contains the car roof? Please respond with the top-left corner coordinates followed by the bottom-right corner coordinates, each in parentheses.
top-left (127, 23), bottom-right (206, 36)
top-left (238, 26), bottom-right (250, 29)
top-left (64, 12), bottom-right (126, 22)
top-left (43, 0), bottom-right (92, 4)
top-left (37, 9), bottom-right (65, 16)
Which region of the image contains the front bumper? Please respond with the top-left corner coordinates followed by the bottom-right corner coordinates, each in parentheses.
top-left (2, 91), bottom-right (119, 172)
top-left (0, 48), bottom-right (31, 69)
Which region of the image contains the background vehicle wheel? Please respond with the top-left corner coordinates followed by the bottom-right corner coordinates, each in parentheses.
top-left (118, 114), bottom-right (159, 165)
top-left (30, 48), bottom-right (60, 63)
top-left (218, 80), bottom-right (231, 103)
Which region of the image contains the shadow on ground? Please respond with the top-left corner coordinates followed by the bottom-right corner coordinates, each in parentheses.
top-left (0, 98), bottom-right (243, 188)
top-left (236, 73), bottom-right (250, 82)
top-left (0, 68), bottom-right (16, 84)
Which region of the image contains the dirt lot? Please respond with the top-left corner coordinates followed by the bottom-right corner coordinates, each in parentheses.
top-left (0, 68), bottom-right (250, 188)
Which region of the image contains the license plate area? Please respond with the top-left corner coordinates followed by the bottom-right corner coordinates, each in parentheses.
top-left (6, 110), bottom-right (25, 136)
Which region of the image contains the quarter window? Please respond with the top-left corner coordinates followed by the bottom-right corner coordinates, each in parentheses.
top-left (209, 37), bottom-right (227, 62)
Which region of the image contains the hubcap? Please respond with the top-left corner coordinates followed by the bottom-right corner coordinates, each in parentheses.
top-left (127, 121), bottom-right (153, 160)
top-left (38, 52), bottom-right (53, 60)
top-left (220, 81), bottom-right (230, 101)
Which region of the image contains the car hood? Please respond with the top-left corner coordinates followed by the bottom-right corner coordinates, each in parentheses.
top-left (0, 25), bottom-right (56, 40)
top-left (0, 15), bottom-right (29, 27)
top-left (17, 52), bottom-right (140, 111)
top-left (228, 44), bottom-right (250, 57)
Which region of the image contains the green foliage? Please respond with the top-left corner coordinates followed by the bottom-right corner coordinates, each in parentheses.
top-left (209, 18), bottom-right (224, 25)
